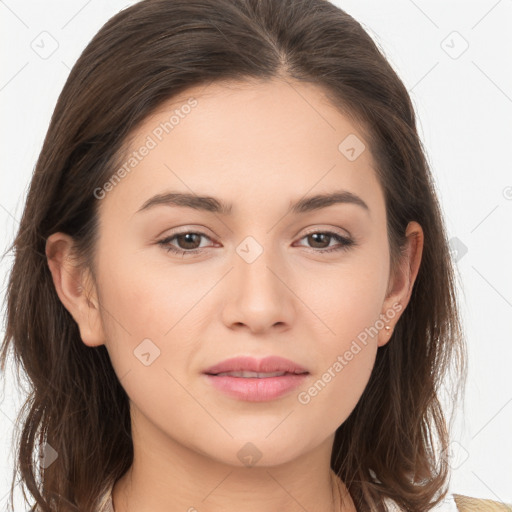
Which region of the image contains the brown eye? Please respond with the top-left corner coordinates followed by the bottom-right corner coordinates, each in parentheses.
top-left (158, 231), bottom-right (213, 256)
top-left (296, 231), bottom-right (355, 253)
top-left (307, 233), bottom-right (332, 249)
top-left (174, 233), bottom-right (203, 250)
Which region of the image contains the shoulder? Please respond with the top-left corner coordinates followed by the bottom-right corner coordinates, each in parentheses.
top-left (452, 494), bottom-right (512, 511)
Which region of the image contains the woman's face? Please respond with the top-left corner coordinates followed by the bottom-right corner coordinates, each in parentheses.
top-left (68, 79), bottom-right (419, 468)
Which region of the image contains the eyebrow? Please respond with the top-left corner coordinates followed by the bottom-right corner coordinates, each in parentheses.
top-left (135, 189), bottom-right (370, 216)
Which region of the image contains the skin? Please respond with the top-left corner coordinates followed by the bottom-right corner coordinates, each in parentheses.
top-left (46, 78), bottom-right (424, 512)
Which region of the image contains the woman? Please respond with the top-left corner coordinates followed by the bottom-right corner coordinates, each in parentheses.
top-left (1, 0), bottom-right (509, 510)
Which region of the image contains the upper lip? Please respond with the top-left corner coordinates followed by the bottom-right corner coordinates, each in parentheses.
top-left (203, 356), bottom-right (309, 375)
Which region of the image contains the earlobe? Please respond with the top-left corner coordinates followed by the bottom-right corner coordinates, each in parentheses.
top-left (378, 221), bottom-right (424, 347)
top-left (45, 232), bottom-right (105, 347)
top-left (377, 321), bottom-right (396, 348)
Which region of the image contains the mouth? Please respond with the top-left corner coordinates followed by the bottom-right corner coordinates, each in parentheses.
top-left (202, 355), bottom-right (310, 401)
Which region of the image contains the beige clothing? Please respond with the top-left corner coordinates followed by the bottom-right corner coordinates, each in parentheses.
top-left (453, 494), bottom-right (512, 511)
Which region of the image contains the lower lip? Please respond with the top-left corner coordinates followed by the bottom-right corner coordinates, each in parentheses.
top-left (204, 373), bottom-right (309, 402)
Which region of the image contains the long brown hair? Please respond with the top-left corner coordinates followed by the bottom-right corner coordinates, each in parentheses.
top-left (0, 0), bottom-right (466, 510)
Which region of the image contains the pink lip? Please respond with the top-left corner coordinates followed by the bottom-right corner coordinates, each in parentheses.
top-left (203, 356), bottom-right (309, 402)
top-left (204, 373), bottom-right (308, 402)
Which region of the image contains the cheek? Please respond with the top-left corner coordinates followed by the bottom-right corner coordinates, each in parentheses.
top-left (95, 242), bottom-right (207, 383)
top-left (97, 243), bottom-right (205, 337)
top-left (298, 287), bottom-right (381, 421)
top-left (301, 256), bottom-right (388, 348)
top-left (293, 255), bottom-right (387, 417)
top-left (97, 255), bottom-right (203, 427)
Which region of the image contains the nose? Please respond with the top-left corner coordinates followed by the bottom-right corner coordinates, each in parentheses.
top-left (220, 245), bottom-right (295, 334)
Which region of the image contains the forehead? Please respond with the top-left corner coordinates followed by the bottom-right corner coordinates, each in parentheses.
top-left (99, 78), bottom-right (383, 221)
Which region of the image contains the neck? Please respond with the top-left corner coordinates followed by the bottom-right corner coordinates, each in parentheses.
top-left (111, 418), bottom-right (356, 512)
top-left (113, 469), bottom-right (355, 512)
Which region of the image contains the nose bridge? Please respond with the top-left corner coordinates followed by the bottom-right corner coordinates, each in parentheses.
top-left (221, 231), bottom-right (294, 330)
top-left (234, 233), bottom-right (284, 299)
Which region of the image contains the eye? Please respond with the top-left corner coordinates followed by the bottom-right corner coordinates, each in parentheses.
top-left (157, 231), bottom-right (214, 256)
top-left (294, 230), bottom-right (355, 253)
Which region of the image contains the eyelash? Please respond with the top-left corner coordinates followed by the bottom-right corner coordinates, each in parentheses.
top-left (157, 229), bottom-right (356, 257)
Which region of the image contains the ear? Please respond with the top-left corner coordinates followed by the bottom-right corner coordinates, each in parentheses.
top-left (378, 221), bottom-right (424, 347)
top-left (45, 232), bottom-right (106, 347)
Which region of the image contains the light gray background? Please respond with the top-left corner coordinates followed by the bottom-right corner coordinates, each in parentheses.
top-left (1, 0), bottom-right (511, 508)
